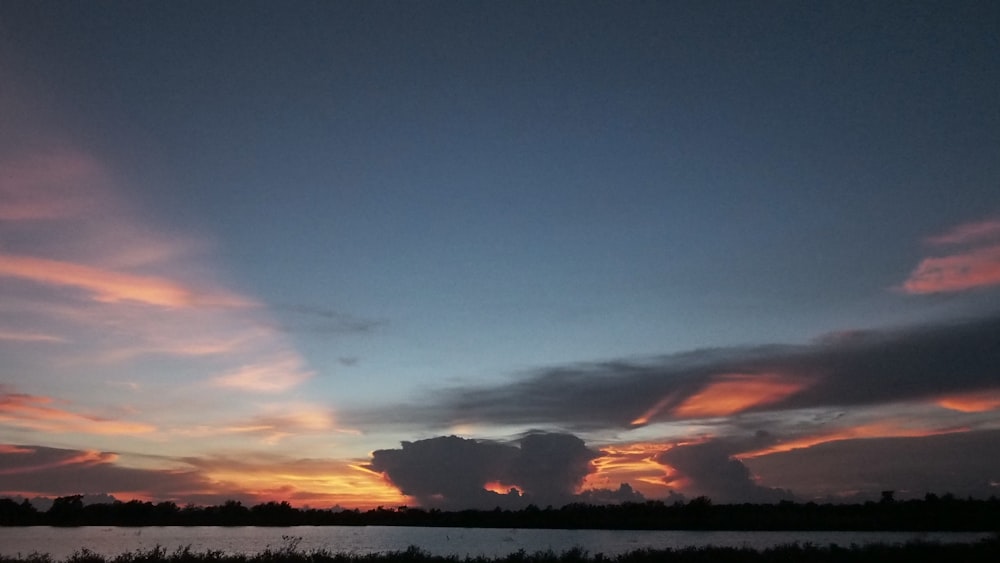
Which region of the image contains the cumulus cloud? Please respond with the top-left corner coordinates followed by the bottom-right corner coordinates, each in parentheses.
top-left (368, 432), bottom-right (611, 509)
top-left (657, 437), bottom-right (793, 503)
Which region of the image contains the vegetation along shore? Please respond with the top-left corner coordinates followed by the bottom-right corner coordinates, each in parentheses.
top-left (3, 495), bottom-right (999, 530)
top-left (3, 539), bottom-right (1000, 563)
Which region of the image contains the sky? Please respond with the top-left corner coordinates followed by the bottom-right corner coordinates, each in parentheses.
top-left (1, 0), bottom-right (999, 510)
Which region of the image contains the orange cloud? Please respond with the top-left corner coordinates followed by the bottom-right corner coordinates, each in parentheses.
top-left (671, 373), bottom-right (810, 418)
top-left (582, 442), bottom-right (675, 497)
top-left (936, 389), bottom-right (1000, 413)
top-left (737, 422), bottom-right (968, 459)
top-left (484, 481), bottom-right (523, 495)
top-left (0, 391), bottom-right (156, 435)
top-left (901, 244), bottom-right (1000, 294)
top-left (0, 252), bottom-right (253, 308)
top-left (630, 391), bottom-right (680, 426)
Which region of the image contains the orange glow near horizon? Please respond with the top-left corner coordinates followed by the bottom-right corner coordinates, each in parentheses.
top-left (936, 389), bottom-right (1000, 413)
top-left (483, 481), bottom-right (523, 495)
top-left (581, 442), bottom-right (676, 498)
top-left (671, 373), bottom-right (810, 418)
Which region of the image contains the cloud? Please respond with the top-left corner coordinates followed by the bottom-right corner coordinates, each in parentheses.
top-left (1, 148), bottom-right (314, 416)
top-left (657, 437), bottom-right (793, 503)
top-left (0, 329), bottom-right (64, 343)
top-left (349, 312), bottom-right (1000, 430)
top-left (367, 432), bottom-right (604, 509)
top-left (901, 245), bottom-right (1000, 294)
top-left (744, 429), bottom-right (1000, 500)
top-left (211, 354), bottom-right (314, 393)
top-left (0, 252), bottom-right (253, 308)
top-left (902, 218), bottom-right (1000, 294)
top-left (0, 150), bottom-right (104, 221)
top-left (925, 219), bottom-right (1000, 246)
top-left (669, 373), bottom-right (810, 419)
top-left (0, 388), bottom-right (156, 435)
top-left (0, 444), bottom-right (211, 500)
top-left (275, 304), bottom-right (386, 335)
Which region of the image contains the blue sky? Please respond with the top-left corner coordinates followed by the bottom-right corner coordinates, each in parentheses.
top-left (1, 1), bottom-right (999, 509)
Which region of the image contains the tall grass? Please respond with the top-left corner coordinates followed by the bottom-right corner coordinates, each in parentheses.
top-left (2, 536), bottom-right (998, 563)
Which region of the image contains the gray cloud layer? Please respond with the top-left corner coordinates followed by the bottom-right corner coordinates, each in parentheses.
top-left (349, 312), bottom-right (1000, 430)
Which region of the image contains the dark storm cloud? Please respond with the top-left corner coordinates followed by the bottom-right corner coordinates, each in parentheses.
top-left (366, 432), bottom-right (605, 509)
top-left (657, 437), bottom-right (793, 503)
top-left (348, 312), bottom-right (1000, 429)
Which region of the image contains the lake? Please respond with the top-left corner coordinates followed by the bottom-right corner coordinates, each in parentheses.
top-left (0, 526), bottom-right (992, 559)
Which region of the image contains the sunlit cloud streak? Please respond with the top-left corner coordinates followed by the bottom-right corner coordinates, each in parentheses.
top-left (670, 373), bottom-right (811, 419)
top-left (744, 429), bottom-right (1000, 500)
top-left (0, 389), bottom-right (155, 435)
top-left (0, 253), bottom-right (253, 308)
top-left (902, 218), bottom-right (1000, 294)
top-left (0, 329), bottom-right (64, 343)
top-left (348, 312), bottom-right (1000, 430)
top-left (0, 148), bottom-right (314, 420)
top-left (925, 219), bottom-right (1000, 246)
top-left (935, 388), bottom-right (1000, 413)
top-left (211, 355), bottom-right (314, 394)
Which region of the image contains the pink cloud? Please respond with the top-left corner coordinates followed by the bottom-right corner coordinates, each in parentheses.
top-left (0, 390), bottom-right (156, 435)
top-left (901, 244), bottom-right (1000, 294)
top-left (0, 151), bottom-right (105, 221)
top-left (0, 252), bottom-right (253, 308)
top-left (901, 218), bottom-right (1000, 294)
top-left (0, 329), bottom-right (65, 343)
top-left (925, 219), bottom-right (1000, 246)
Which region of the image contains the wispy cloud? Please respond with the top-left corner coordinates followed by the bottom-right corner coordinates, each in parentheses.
top-left (1, 147), bottom-right (316, 437)
top-left (0, 329), bottom-right (65, 343)
top-left (211, 355), bottom-right (314, 393)
top-left (925, 219), bottom-right (1000, 246)
top-left (902, 218), bottom-right (1000, 294)
top-left (275, 304), bottom-right (386, 335)
top-left (0, 389), bottom-right (156, 435)
top-left (0, 253), bottom-right (253, 308)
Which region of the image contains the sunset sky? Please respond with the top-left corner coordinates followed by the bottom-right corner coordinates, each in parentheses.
top-left (1, 1), bottom-right (999, 510)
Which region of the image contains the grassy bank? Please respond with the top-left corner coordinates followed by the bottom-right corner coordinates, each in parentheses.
top-left (3, 538), bottom-right (999, 563)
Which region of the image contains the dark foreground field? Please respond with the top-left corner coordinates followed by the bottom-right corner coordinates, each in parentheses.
top-left (3, 538), bottom-right (999, 563)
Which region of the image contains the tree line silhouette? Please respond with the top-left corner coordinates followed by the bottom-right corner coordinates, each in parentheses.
top-left (1, 493), bottom-right (997, 530)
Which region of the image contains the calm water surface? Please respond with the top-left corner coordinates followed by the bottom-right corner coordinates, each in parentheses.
top-left (0, 526), bottom-right (991, 559)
